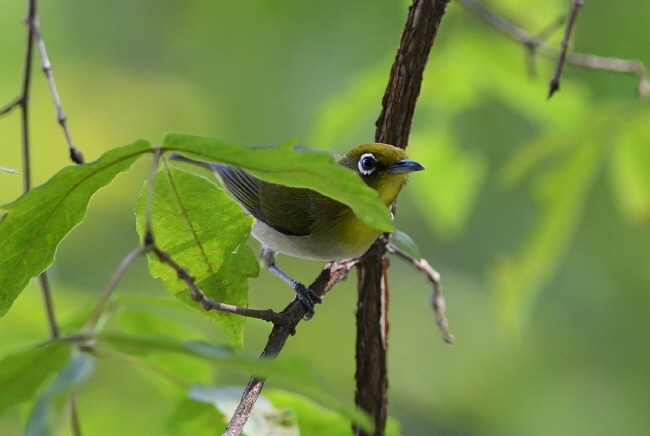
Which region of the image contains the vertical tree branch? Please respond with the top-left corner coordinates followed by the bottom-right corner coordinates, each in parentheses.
top-left (354, 238), bottom-right (391, 434)
top-left (374, 0), bottom-right (450, 148)
top-left (20, 0), bottom-right (36, 194)
top-left (354, 1), bottom-right (449, 434)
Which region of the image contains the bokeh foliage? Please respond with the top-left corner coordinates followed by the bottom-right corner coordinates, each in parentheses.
top-left (1, 0), bottom-right (649, 435)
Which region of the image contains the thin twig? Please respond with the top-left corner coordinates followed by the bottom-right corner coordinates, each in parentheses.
top-left (0, 96), bottom-right (22, 117)
top-left (223, 259), bottom-right (357, 436)
top-left (20, 0), bottom-right (36, 194)
top-left (461, 0), bottom-right (534, 47)
top-left (0, 166), bottom-right (19, 174)
top-left (27, 10), bottom-right (84, 163)
top-left (525, 17), bottom-right (566, 77)
top-left (16, 0), bottom-right (62, 341)
top-left (460, 0), bottom-right (649, 99)
top-left (84, 245), bottom-right (148, 332)
top-left (549, 0), bottom-right (584, 98)
top-left (38, 272), bottom-right (60, 339)
top-left (387, 244), bottom-right (454, 344)
top-left (149, 245), bottom-right (289, 324)
top-left (70, 394), bottom-right (82, 436)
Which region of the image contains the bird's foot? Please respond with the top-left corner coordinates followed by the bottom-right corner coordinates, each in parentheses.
top-left (293, 283), bottom-right (322, 319)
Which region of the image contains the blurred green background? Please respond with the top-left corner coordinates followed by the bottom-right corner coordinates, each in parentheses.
top-left (2, 0), bottom-right (650, 434)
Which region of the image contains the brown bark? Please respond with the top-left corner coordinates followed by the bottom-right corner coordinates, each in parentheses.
top-left (354, 1), bottom-right (450, 435)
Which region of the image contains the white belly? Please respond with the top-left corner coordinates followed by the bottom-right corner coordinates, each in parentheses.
top-left (251, 221), bottom-right (372, 261)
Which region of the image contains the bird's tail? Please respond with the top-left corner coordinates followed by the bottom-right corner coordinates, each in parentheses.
top-left (167, 152), bottom-right (215, 171)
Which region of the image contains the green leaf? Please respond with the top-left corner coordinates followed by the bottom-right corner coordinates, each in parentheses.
top-left (98, 332), bottom-right (372, 431)
top-left (609, 112), bottom-right (650, 224)
top-left (117, 306), bottom-right (203, 340)
top-left (136, 164), bottom-right (258, 348)
top-left (492, 136), bottom-right (601, 334)
top-left (98, 331), bottom-right (233, 358)
top-left (409, 129), bottom-right (486, 236)
top-left (0, 139), bottom-right (151, 318)
top-left (26, 355), bottom-right (96, 436)
top-left (392, 229), bottom-right (422, 260)
top-left (267, 389), bottom-right (400, 436)
top-left (0, 341), bottom-right (72, 416)
top-left (163, 133), bottom-right (394, 232)
top-left (189, 386), bottom-right (299, 436)
top-left (266, 389), bottom-right (354, 436)
top-left (167, 397), bottom-right (227, 435)
top-left (308, 66), bottom-right (388, 150)
top-left (386, 416), bottom-right (402, 436)
top-left (116, 307), bottom-right (214, 389)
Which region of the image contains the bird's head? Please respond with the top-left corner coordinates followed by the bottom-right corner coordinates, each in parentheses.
top-left (339, 143), bottom-right (424, 206)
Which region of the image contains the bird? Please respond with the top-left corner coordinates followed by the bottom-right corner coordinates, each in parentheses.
top-left (169, 143), bottom-right (424, 315)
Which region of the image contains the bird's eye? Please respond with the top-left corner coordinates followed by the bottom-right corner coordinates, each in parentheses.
top-left (358, 153), bottom-right (378, 176)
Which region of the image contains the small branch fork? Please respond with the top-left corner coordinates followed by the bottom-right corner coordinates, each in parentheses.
top-left (387, 245), bottom-right (454, 344)
top-left (460, 0), bottom-right (649, 99)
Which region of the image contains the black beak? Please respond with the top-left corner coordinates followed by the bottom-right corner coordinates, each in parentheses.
top-left (386, 159), bottom-right (425, 174)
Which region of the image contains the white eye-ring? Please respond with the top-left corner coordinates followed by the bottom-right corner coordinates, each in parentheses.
top-left (358, 153), bottom-right (378, 176)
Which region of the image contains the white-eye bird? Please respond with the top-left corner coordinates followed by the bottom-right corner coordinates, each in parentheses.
top-left (170, 143), bottom-right (424, 314)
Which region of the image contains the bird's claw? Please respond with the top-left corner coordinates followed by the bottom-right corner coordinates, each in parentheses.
top-left (294, 283), bottom-right (322, 316)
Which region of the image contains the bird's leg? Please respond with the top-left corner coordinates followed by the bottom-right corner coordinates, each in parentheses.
top-left (260, 246), bottom-right (322, 316)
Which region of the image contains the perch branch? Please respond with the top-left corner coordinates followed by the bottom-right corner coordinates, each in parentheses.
top-left (223, 259), bottom-right (357, 436)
